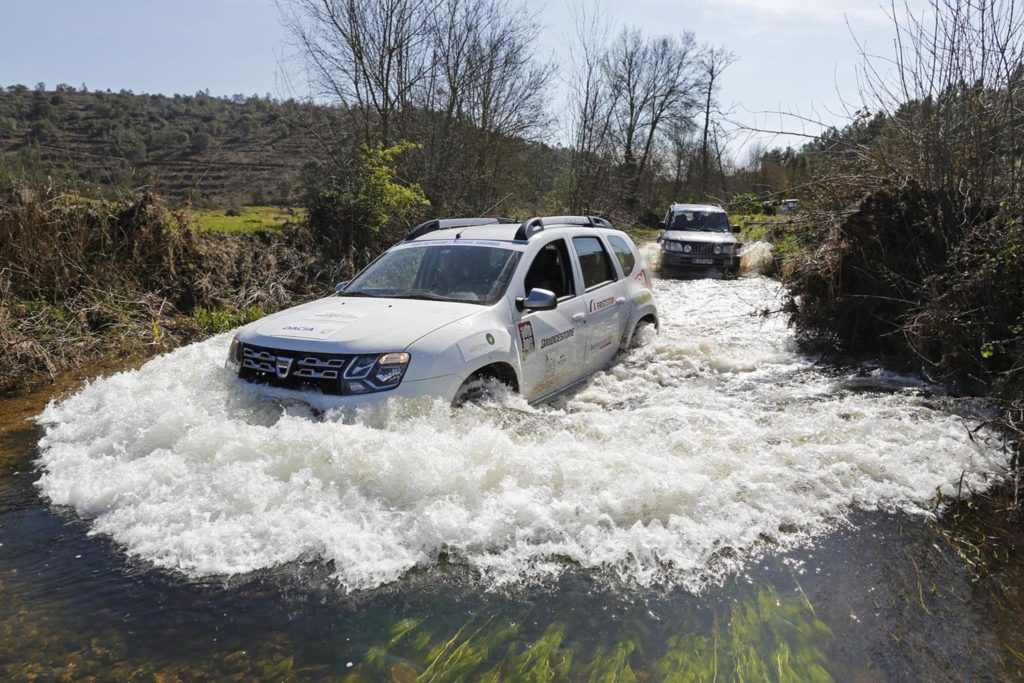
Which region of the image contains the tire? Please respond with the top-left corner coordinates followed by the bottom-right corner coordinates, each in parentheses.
top-left (628, 319), bottom-right (657, 349)
top-left (452, 371), bottom-right (514, 407)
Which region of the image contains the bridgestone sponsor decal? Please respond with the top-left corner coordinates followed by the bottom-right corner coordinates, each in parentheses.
top-left (540, 328), bottom-right (574, 349)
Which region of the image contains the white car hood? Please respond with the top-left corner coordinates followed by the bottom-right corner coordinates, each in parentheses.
top-left (662, 230), bottom-right (737, 244)
top-left (239, 296), bottom-right (481, 352)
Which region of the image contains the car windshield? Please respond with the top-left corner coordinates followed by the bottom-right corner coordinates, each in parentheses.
top-left (667, 210), bottom-right (730, 232)
top-left (341, 243), bottom-right (521, 305)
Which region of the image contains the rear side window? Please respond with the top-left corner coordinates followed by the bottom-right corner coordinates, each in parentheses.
top-left (572, 236), bottom-right (618, 290)
top-left (607, 235), bottom-right (636, 275)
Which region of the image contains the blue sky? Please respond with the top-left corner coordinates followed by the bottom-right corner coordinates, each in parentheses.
top-left (0, 0), bottom-right (912, 156)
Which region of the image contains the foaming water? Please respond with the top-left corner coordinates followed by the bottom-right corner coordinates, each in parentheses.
top-left (35, 277), bottom-right (1006, 592)
top-left (740, 241), bottom-right (774, 274)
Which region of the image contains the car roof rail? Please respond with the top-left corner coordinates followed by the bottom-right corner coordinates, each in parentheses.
top-left (515, 217), bottom-right (546, 241)
top-left (514, 215), bottom-right (614, 241)
top-left (405, 216), bottom-right (515, 241)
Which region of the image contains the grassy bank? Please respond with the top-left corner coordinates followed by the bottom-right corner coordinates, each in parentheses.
top-left (191, 205), bottom-right (307, 234)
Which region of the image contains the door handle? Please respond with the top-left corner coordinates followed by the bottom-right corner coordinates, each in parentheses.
top-left (572, 313), bottom-right (586, 323)
top-left (615, 297), bottom-right (626, 305)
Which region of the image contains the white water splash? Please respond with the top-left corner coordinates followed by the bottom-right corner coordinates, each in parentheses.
top-left (35, 277), bottom-right (1006, 592)
top-left (740, 241), bottom-right (774, 274)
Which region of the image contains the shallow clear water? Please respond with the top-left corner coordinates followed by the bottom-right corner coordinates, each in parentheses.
top-left (3, 266), bottom-right (1021, 680)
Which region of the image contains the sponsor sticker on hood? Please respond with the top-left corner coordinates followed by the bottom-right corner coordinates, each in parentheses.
top-left (311, 311), bottom-right (365, 323)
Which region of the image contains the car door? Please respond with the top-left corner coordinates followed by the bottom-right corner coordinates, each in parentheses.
top-left (571, 235), bottom-right (628, 376)
top-left (512, 237), bottom-right (588, 402)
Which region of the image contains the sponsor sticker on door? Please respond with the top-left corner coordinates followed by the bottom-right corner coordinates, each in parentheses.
top-left (518, 321), bottom-right (535, 355)
top-left (589, 296), bottom-right (615, 313)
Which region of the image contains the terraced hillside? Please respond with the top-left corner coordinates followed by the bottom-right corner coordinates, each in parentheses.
top-left (0, 85), bottom-right (325, 206)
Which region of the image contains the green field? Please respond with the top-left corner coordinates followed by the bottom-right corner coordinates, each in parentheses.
top-left (191, 206), bottom-right (306, 234)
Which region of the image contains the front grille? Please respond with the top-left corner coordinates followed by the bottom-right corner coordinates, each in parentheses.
top-left (685, 242), bottom-right (716, 255)
top-left (239, 343), bottom-right (351, 395)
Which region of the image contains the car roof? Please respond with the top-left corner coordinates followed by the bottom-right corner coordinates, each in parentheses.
top-left (669, 203), bottom-right (726, 213)
top-left (407, 218), bottom-right (627, 244)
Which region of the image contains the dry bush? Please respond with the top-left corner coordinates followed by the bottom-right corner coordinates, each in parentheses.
top-left (786, 0), bottom-right (1024, 402)
top-left (0, 183), bottom-right (332, 394)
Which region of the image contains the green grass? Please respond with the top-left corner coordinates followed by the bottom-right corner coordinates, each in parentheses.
top-left (191, 205), bottom-right (306, 234)
top-left (192, 304), bottom-right (268, 335)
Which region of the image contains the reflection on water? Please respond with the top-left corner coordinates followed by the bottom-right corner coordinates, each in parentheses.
top-left (0, 272), bottom-right (1021, 679)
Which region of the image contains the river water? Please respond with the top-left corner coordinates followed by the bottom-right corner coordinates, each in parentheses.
top-left (1, 255), bottom-right (1021, 680)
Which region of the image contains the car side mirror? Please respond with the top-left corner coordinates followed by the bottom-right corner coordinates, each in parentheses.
top-left (334, 281), bottom-right (349, 294)
top-left (658, 220), bottom-right (666, 228)
top-left (731, 226), bottom-right (741, 234)
top-left (516, 288), bottom-right (557, 312)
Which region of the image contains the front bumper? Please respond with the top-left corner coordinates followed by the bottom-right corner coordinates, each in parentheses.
top-left (661, 252), bottom-right (741, 271)
top-left (233, 372), bottom-right (466, 412)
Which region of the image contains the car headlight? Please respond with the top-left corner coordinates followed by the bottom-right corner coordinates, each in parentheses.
top-left (683, 244), bottom-right (692, 254)
top-left (343, 352), bottom-right (411, 394)
top-left (713, 245), bottom-right (723, 255)
top-left (226, 336), bottom-right (241, 368)
top-left (663, 240), bottom-right (682, 252)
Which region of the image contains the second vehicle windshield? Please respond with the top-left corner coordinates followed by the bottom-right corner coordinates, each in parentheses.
top-left (668, 211), bottom-right (730, 232)
top-left (341, 243), bottom-right (521, 305)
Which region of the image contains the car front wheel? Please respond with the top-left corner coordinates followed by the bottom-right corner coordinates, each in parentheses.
top-left (452, 369), bottom-right (517, 407)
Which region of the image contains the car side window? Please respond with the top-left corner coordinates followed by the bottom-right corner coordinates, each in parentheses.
top-left (524, 239), bottom-right (575, 300)
top-left (572, 236), bottom-right (618, 290)
top-left (607, 235), bottom-right (636, 276)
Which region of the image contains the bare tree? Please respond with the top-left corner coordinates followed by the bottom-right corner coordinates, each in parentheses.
top-left (279, 0), bottom-right (438, 146)
top-left (697, 46), bottom-right (736, 198)
top-left (604, 29), bottom-right (700, 207)
top-left (565, 1), bottom-right (616, 212)
top-left (853, 0), bottom-right (1024, 199)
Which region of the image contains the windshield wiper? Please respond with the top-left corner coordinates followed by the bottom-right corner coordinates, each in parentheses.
top-left (399, 292), bottom-right (483, 305)
top-left (400, 292), bottom-right (455, 302)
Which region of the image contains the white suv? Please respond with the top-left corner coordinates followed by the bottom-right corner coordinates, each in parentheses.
top-left (227, 216), bottom-right (659, 408)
